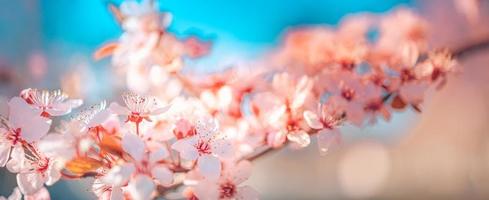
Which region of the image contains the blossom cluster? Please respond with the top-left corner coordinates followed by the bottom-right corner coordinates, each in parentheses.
top-left (0, 0), bottom-right (459, 200)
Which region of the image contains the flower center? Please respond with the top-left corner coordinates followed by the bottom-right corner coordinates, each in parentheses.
top-left (341, 88), bottom-right (355, 101)
top-left (400, 69), bottom-right (415, 82)
top-left (40, 110), bottom-right (52, 118)
top-left (219, 182), bottom-right (237, 198)
top-left (127, 112), bottom-right (144, 124)
top-left (7, 128), bottom-right (22, 145)
top-left (37, 158), bottom-right (50, 174)
top-left (195, 140), bottom-right (212, 155)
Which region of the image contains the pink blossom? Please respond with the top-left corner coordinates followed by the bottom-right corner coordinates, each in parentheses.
top-left (38, 101), bottom-right (111, 162)
top-left (304, 103), bottom-right (343, 155)
top-left (98, 132), bottom-right (173, 200)
top-left (192, 160), bottom-right (258, 200)
top-left (172, 117), bottom-right (233, 180)
top-left (15, 156), bottom-right (61, 195)
top-left (20, 88), bottom-right (82, 118)
top-left (0, 97), bottom-right (51, 171)
top-left (110, 92), bottom-right (170, 135)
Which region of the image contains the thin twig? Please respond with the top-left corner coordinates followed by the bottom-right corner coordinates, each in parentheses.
top-left (245, 147), bottom-right (275, 162)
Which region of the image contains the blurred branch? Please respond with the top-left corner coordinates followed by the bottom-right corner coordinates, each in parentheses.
top-left (452, 34), bottom-right (489, 58)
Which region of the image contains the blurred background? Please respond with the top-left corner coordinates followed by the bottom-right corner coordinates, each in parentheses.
top-left (1, 0), bottom-right (489, 199)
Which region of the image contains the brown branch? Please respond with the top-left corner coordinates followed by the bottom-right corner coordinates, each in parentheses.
top-left (246, 147), bottom-right (276, 161)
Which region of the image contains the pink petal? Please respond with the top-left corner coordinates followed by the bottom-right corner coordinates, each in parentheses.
top-left (8, 97), bottom-right (36, 126)
top-left (236, 185), bottom-right (259, 200)
top-left (266, 130), bottom-right (287, 148)
top-left (229, 161), bottom-right (252, 184)
top-left (108, 102), bottom-right (130, 116)
top-left (110, 187), bottom-right (123, 200)
top-left (303, 110), bottom-right (323, 129)
top-left (291, 76), bottom-right (312, 109)
top-left (16, 172), bottom-right (44, 195)
top-left (149, 148), bottom-right (169, 164)
top-left (88, 109), bottom-right (112, 128)
top-left (400, 42), bottom-right (419, 67)
top-left (102, 163), bottom-right (135, 187)
top-left (345, 103), bottom-right (365, 127)
top-left (399, 83), bottom-right (428, 104)
top-left (45, 161), bottom-right (61, 186)
top-left (150, 104), bottom-right (171, 115)
top-left (0, 141), bottom-right (11, 167)
top-left (38, 133), bottom-right (75, 161)
top-left (197, 155), bottom-right (221, 181)
top-left (200, 90), bottom-right (218, 109)
top-left (122, 133), bottom-right (145, 162)
top-left (24, 187), bottom-right (50, 200)
top-left (8, 97), bottom-right (50, 142)
top-left (19, 116), bottom-right (51, 143)
top-left (193, 181), bottom-right (220, 200)
top-left (151, 166), bottom-right (173, 186)
top-left (6, 146), bottom-right (25, 173)
top-left (171, 136), bottom-right (199, 161)
top-left (217, 86), bottom-right (233, 108)
top-left (45, 103), bottom-right (73, 116)
top-left (286, 130), bottom-right (311, 148)
top-left (127, 175), bottom-right (155, 200)
top-left (66, 99), bottom-right (83, 108)
top-left (211, 139), bottom-right (233, 158)
top-left (317, 129), bottom-right (341, 156)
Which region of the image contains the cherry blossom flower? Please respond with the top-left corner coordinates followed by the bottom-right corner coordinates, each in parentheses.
top-left (1, 129), bottom-right (62, 195)
top-left (14, 151), bottom-right (62, 195)
top-left (324, 72), bottom-right (379, 126)
top-left (20, 88), bottom-right (82, 118)
top-left (94, 0), bottom-right (210, 88)
top-left (172, 117), bottom-right (233, 180)
top-left (415, 50), bottom-right (457, 89)
top-left (92, 178), bottom-right (124, 200)
top-left (304, 103), bottom-right (343, 155)
top-left (192, 160), bottom-right (259, 200)
top-left (252, 73), bottom-right (314, 148)
top-left (38, 101), bottom-right (112, 162)
top-left (0, 97), bottom-right (51, 170)
top-left (110, 92), bottom-right (170, 135)
top-left (363, 94), bottom-right (392, 124)
top-left (97, 131), bottom-right (174, 200)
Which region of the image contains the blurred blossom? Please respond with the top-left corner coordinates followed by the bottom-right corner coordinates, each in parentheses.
top-left (27, 53), bottom-right (47, 81)
top-left (1, 0), bottom-right (489, 199)
top-left (454, 0), bottom-right (480, 24)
